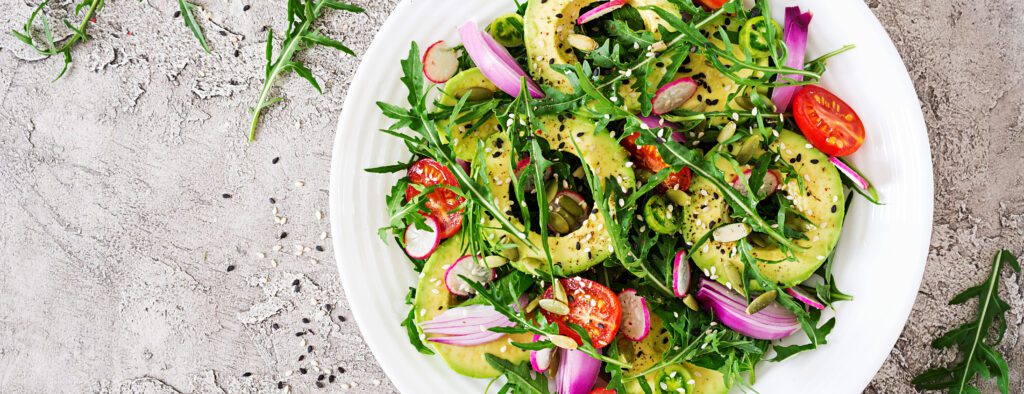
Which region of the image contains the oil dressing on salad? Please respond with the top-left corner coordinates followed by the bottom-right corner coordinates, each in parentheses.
top-left (371, 0), bottom-right (880, 392)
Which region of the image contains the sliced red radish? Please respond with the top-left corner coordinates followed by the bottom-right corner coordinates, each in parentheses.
top-left (456, 158), bottom-right (471, 174)
top-left (618, 289), bottom-right (651, 341)
top-left (515, 157), bottom-right (552, 193)
top-left (444, 255), bottom-right (497, 296)
top-left (530, 334), bottom-right (555, 373)
top-left (731, 169), bottom-right (781, 197)
top-left (830, 156), bottom-right (868, 190)
top-left (577, 0), bottom-right (628, 25)
top-left (422, 40), bottom-right (460, 83)
top-left (672, 250), bottom-right (691, 297)
top-left (785, 287), bottom-right (826, 310)
top-left (404, 215), bottom-right (440, 259)
top-left (652, 77), bottom-right (698, 115)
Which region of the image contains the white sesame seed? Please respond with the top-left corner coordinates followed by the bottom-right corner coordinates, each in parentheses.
top-left (256, 252), bottom-right (266, 259)
top-left (270, 259), bottom-right (278, 267)
top-left (294, 180), bottom-right (305, 187)
top-left (320, 232), bottom-right (328, 240)
top-left (316, 210), bottom-right (323, 221)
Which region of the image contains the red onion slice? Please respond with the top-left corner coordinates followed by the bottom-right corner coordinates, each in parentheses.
top-left (830, 156), bottom-right (868, 190)
top-left (554, 348), bottom-right (601, 394)
top-left (695, 279), bottom-right (800, 340)
top-left (771, 6), bottom-right (813, 112)
top-left (577, 0), bottom-right (628, 25)
top-left (785, 287), bottom-right (826, 310)
top-left (458, 21), bottom-right (544, 98)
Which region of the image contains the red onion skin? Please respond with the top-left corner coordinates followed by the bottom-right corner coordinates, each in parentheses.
top-left (785, 287), bottom-right (826, 310)
top-left (458, 22), bottom-right (544, 98)
top-left (555, 348), bottom-right (602, 394)
top-left (771, 7), bottom-right (813, 113)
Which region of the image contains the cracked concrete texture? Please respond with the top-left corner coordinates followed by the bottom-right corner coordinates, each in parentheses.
top-left (0, 0), bottom-right (1021, 393)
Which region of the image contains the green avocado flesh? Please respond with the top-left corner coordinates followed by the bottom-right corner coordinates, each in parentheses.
top-left (680, 130), bottom-right (846, 289)
top-left (524, 0), bottom-right (599, 92)
top-left (618, 315), bottom-right (729, 394)
top-left (412, 235), bottom-right (532, 378)
top-left (438, 68), bottom-right (502, 161)
top-left (482, 115), bottom-right (636, 275)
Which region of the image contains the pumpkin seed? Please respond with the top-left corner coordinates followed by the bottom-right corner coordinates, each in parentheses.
top-left (526, 296), bottom-right (541, 314)
top-left (539, 299), bottom-right (570, 316)
top-left (723, 263), bottom-right (745, 295)
top-left (713, 223), bottom-right (750, 242)
top-left (548, 334), bottom-right (579, 350)
top-left (745, 290), bottom-right (778, 315)
top-left (556, 194), bottom-right (586, 218)
top-left (566, 33), bottom-right (598, 52)
top-left (483, 255), bottom-right (509, 268)
top-left (519, 257), bottom-right (544, 275)
top-left (547, 211), bottom-right (572, 234)
top-left (717, 121), bottom-right (737, 143)
top-left (552, 280), bottom-right (568, 304)
top-left (683, 295), bottom-right (700, 311)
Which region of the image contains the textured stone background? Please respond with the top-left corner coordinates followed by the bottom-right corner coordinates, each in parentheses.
top-left (0, 0), bottom-right (1021, 393)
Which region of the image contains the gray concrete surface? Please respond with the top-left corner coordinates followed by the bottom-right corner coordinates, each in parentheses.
top-left (0, 0), bottom-right (1021, 393)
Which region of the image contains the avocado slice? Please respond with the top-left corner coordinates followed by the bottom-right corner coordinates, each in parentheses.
top-left (524, 0), bottom-right (601, 92)
top-left (680, 130), bottom-right (846, 289)
top-left (438, 68), bottom-right (502, 160)
top-left (482, 114), bottom-right (635, 275)
top-left (617, 315), bottom-right (730, 394)
top-left (412, 235), bottom-right (532, 378)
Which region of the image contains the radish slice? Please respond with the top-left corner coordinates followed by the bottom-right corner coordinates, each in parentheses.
top-left (456, 159), bottom-right (471, 174)
top-left (732, 169), bottom-right (781, 197)
top-left (785, 287), bottom-right (826, 310)
top-left (577, 0), bottom-right (628, 25)
top-left (422, 40), bottom-right (460, 83)
top-left (530, 334), bottom-right (555, 373)
top-left (830, 156), bottom-right (868, 190)
top-left (459, 21), bottom-right (544, 98)
top-left (652, 78), bottom-right (698, 115)
top-left (404, 216), bottom-right (440, 259)
top-left (618, 289), bottom-right (651, 341)
top-left (444, 255), bottom-right (497, 296)
top-left (713, 223), bottom-right (751, 242)
top-left (672, 250), bottom-right (691, 297)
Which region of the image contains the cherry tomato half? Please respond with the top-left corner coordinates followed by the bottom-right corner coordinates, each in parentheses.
top-left (405, 158), bottom-right (464, 238)
top-left (696, 0), bottom-right (729, 10)
top-left (792, 85), bottom-right (866, 157)
top-left (621, 132), bottom-right (692, 191)
top-left (540, 277), bottom-right (622, 348)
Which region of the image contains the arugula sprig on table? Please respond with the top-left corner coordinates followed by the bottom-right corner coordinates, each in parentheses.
top-left (248, 0), bottom-right (363, 141)
top-left (913, 250), bottom-right (1020, 394)
top-left (176, 0), bottom-right (210, 53)
top-left (10, 0), bottom-right (105, 81)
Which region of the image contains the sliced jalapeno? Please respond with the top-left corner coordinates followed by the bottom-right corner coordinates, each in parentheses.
top-left (487, 13), bottom-right (525, 48)
top-left (656, 364), bottom-right (696, 394)
top-left (644, 195), bottom-right (682, 234)
top-left (739, 16), bottom-right (782, 59)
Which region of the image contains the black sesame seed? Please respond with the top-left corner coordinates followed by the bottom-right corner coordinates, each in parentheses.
top-left (810, 159), bottom-right (819, 164)
top-left (278, 382), bottom-right (285, 389)
top-left (243, 4), bottom-right (251, 11)
top-left (280, 232), bottom-right (289, 239)
top-left (308, 329), bottom-right (315, 335)
top-left (492, 151), bottom-right (501, 158)
top-left (233, 49), bottom-right (240, 57)
top-left (831, 205), bottom-right (837, 213)
top-left (298, 355), bottom-right (305, 361)
top-left (324, 304), bottom-right (334, 311)
top-left (242, 372), bottom-right (252, 377)
top-left (269, 197), bottom-right (277, 204)
top-left (272, 157), bottom-right (280, 164)
top-left (222, 193), bottom-right (232, 199)
top-left (295, 331), bottom-right (305, 337)
top-left (338, 367), bottom-right (346, 373)
top-left (292, 279), bottom-right (301, 286)
top-left (315, 382), bottom-right (325, 389)
top-left (218, 30), bottom-right (227, 36)
top-left (272, 323), bottom-right (280, 330)
top-left (329, 375), bottom-right (336, 383)
top-left (293, 285), bottom-right (301, 293)
top-left (226, 265), bottom-right (236, 272)
top-left (172, 11), bottom-right (181, 18)
top-left (302, 318), bottom-right (310, 324)
top-left (318, 374), bottom-right (325, 381)
top-left (299, 368), bottom-right (308, 374)
top-left (307, 345), bottom-right (314, 353)
top-left (315, 245), bottom-right (324, 252)
top-left (337, 315), bottom-right (347, 322)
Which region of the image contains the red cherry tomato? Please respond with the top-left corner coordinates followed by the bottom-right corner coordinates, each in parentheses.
top-left (696, 0), bottom-right (729, 9)
top-left (405, 158), bottom-right (464, 238)
top-left (590, 388), bottom-right (617, 394)
top-left (791, 85), bottom-right (866, 157)
top-left (540, 277), bottom-right (622, 348)
top-left (621, 132), bottom-right (691, 191)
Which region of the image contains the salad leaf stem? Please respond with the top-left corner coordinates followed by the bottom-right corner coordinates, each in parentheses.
top-left (177, 0), bottom-right (211, 53)
top-left (10, 0), bottom-right (105, 81)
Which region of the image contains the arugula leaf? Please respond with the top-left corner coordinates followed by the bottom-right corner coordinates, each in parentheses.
top-left (248, 0), bottom-right (363, 141)
top-left (10, 0), bottom-right (105, 81)
top-left (912, 250), bottom-right (1020, 394)
top-left (177, 0), bottom-right (211, 53)
top-left (400, 288), bottom-right (434, 355)
top-left (485, 355), bottom-right (550, 394)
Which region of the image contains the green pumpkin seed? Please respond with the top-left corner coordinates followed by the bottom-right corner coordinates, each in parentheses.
top-left (547, 211), bottom-right (572, 234)
top-left (566, 33), bottom-right (598, 52)
top-left (526, 296), bottom-right (541, 314)
top-left (556, 194), bottom-right (586, 218)
top-left (539, 299), bottom-right (570, 316)
top-left (683, 295), bottom-right (700, 311)
top-left (553, 280), bottom-right (568, 304)
top-left (723, 263), bottom-right (745, 295)
top-left (483, 255), bottom-right (509, 268)
top-left (746, 290), bottom-right (778, 315)
top-left (717, 122), bottom-right (737, 143)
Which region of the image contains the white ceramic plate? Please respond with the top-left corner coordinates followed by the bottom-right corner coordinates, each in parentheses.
top-left (330, 1), bottom-right (933, 392)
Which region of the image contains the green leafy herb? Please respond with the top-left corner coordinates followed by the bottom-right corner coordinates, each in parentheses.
top-left (912, 250), bottom-right (1020, 394)
top-left (177, 0), bottom-right (211, 53)
top-left (248, 0), bottom-right (363, 141)
top-left (485, 355), bottom-right (550, 394)
top-left (10, 0), bottom-right (106, 81)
